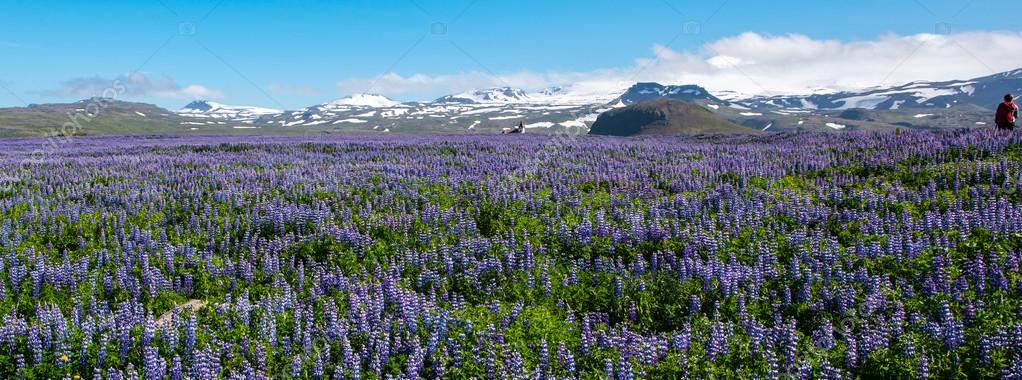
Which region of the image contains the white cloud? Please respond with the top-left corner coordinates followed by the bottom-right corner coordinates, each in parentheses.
top-left (337, 72), bottom-right (551, 99)
top-left (175, 84), bottom-right (223, 100)
top-left (43, 73), bottom-right (224, 100)
top-left (338, 30), bottom-right (1022, 99)
top-left (676, 31), bottom-right (1022, 94)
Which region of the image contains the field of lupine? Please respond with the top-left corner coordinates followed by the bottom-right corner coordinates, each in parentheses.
top-left (1, 130), bottom-right (1022, 379)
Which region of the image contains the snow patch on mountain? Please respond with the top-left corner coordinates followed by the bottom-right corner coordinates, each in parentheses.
top-left (333, 118), bottom-right (368, 124)
top-left (559, 120), bottom-right (588, 128)
top-left (380, 108), bottom-right (410, 118)
top-left (328, 94), bottom-right (401, 108)
top-left (435, 87), bottom-right (531, 104)
top-left (524, 122), bottom-right (555, 129)
top-left (833, 94), bottom-right (889, 110)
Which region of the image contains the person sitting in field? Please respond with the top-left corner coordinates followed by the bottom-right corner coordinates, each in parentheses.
top-left (502, 122), bottom-right (526, 134)
top-left (996, 93), bottom-right (1018, 131)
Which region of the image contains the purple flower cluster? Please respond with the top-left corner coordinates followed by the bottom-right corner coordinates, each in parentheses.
top-left (0, 130), bottom-right (1018, 378)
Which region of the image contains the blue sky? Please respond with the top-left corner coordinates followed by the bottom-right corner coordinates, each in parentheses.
top-left (0, 0), bottom-right (1017, 109)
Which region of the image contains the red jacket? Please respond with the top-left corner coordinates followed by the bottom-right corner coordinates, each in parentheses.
top-left (997, 101), bottom-right (1018, 124)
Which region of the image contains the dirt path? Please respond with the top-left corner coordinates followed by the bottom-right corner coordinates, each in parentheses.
top-left (155, 299), bottom-right (207, 327)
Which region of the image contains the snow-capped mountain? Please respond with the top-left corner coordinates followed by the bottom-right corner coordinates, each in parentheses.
top-left (539, 86), bottom-right (565, 96)
top-left (327, 94), bottom-right (402, 108)
top-left (434, 87), bottom-right (531, 104)
top-left (166, 83), bottom-right (775, 132)
top-left (740, 69), bottom-right (1022, 111)
top-left (178, 101), bottom-right (282, 122)
top-left (613, 83), bottom-right (723, 105)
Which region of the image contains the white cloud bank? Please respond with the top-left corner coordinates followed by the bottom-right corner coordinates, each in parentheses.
top-left (44, 73), bottom-right (224, 100)
top-left (339, 31), bottom-right (1022, 99)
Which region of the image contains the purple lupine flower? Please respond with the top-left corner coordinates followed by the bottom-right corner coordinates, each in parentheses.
top-left (142, 316), bottom-right (156, 348)
top-left (28, 325), bottom-right (41, 365)
top-left (845, 334), bottom-right (858, 369)
top-left (780, 320), bottom-right (797, 372)
top-left (673, 323), bottom-right (691, 352)
top-left (292, 354), bottom-right (303, 378)
top-left (539, 339), bottom-right (550, 374)
top-left (333, 362), bottom-right (346, 380)
top-left (707, 320), bottom-right (728, 362)
top-left (185, 313), bottom-right (197, 354)
top-left (918, 353), bottom-right (929, 379)
top-left (143, 345), bottom-right (166, 380)
top-left (485, 348), bottom-right (496, 379)
top-left (821, 359), bottom-right (844, 380)
top-left (108, 367), bottom-right (124, 380)
top-left (895, 331), bottom-right (913, 356)
top-left (170, 355), bottom-right (183, 380)
top-left (313, 351), bottom-right (325, 379)
top-left (764, 349), bottom-right (779, 380)
top-left (98, 333), bottom-right (109, 368)
top-left (164, 322), bottom-right (179, 352)
top-left (558, 342), bottom-right (576, 377)
top-left (614, 277), bottom-right (623, 299)
top-left (813, 320), bottom-right (835, 350)
top-left (126, 363), bottom-right (140, 380)
top-left (617, 356), bottom-right (633, 380)
top-left (1003, 353), bottom-right (1022, 380)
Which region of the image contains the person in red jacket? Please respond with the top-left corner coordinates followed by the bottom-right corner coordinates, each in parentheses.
top-left (996, 93), bottom-right (1018, 130)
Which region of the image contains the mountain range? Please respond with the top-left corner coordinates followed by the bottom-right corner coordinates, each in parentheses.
top-left (1, 68), bottom-right (1019, 136)
top-left (743, 69), bottom-right (1022, 111)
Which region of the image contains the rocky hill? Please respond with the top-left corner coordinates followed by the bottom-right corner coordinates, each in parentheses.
top-left (589, 99), bottom-right (755, 136)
